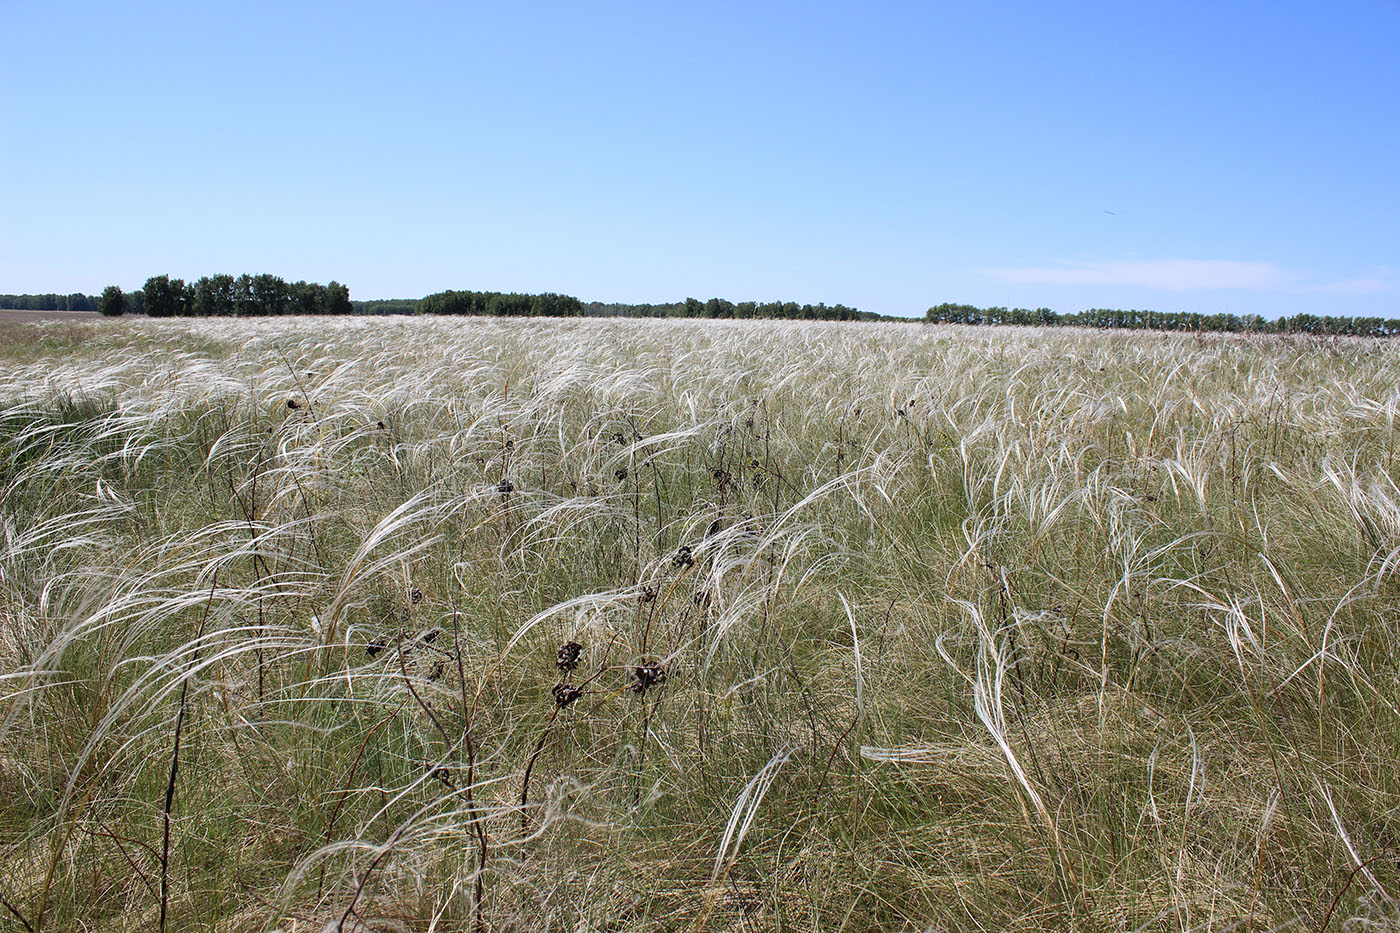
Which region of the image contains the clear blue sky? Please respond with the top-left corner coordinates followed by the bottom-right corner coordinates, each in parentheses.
top-left (3, 1), bottom-right (1397, 318)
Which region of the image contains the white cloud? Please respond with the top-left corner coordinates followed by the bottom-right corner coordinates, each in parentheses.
top-left (1315, 277), bottom-right (1394, 296)
top-left (986, 259), bottom-right (1291, 291)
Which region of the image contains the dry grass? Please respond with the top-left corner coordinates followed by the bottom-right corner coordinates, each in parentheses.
top-left (0, 315), bottom-right (1397, 931)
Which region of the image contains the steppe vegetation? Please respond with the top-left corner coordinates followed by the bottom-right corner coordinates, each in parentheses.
top-left (1, 316), bottom-right (1398, 931)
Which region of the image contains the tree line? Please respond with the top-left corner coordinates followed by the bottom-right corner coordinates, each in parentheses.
top-left (9, 283), bottom-right (1392, 335)
top-left (2, 285), bottom-right (876, 322)
top-left (0, 293), bottom-right (101, 312)
top-left (925, 303), bottom-right (1400, 337)
top-left (583, 298), bottom-right (879, 320)
top-left (417, 290), bottom-right (585, 317)
top-left (96, 275), bottom-right (354, 318)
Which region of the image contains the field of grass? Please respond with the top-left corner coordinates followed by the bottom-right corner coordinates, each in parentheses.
top-left (1, 315), bottom-right (1398, 931)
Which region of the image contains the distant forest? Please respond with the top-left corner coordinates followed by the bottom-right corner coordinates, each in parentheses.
top-left (356, 294), bottom-right (877, 320)
top-left (925, 303), bottom-right (1400, 337)
top-left (582, 298), bottom-right (877, 320)
top-left (0, 292), bottom-right (102, 312)
top-left (1, 278), bottom-right (876, 322)
top-left (4, 283), bottom-right (1397, 335)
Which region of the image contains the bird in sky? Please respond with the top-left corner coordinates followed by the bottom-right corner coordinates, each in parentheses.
top-left (1103, 210), bottom-right (1118, 215)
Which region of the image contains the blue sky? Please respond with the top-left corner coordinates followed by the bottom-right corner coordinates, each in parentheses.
top-left (2, 1), bottom-right (1397, 318)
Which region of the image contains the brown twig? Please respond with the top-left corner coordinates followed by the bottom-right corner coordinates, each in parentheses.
top-left (316, 700), bottom-right (407, 900)
top-left (1, 892), bottom-right (35, 933)
top-left (1318, 852), bottom-right (1391, 933)
top-left (520, 705), bottom-right (563, 831)
top-left (82, 824), bottom-right (159, 900)
top-left (159, 579), bottom-right (217, 933)
top-left (449, 607), bottom-right (489, 933)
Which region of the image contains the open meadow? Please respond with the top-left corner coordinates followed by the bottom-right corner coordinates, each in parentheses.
top-left (1, 316), bottom-right (1398, 931)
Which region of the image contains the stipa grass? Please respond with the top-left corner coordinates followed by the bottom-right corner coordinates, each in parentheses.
top-left (0, 315), bottom-right (1398, 931)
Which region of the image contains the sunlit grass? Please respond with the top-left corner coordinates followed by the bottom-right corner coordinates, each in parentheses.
top-left (1, 315), bottom-right (1397, 931)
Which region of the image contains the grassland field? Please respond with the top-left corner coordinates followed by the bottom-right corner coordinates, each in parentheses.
top-left (1, 315), bottom-right (1398, 932)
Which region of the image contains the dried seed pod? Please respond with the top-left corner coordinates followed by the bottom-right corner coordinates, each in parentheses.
top-left (365, 640), bottom-right (386, 658)
top-left (497, 479), bottom-right (514, 495)
top-left (286, 398), bottom-right (301, 410)
top-left (631, 660), bottom-right (667, 695)
top-left (427, 660), bottom-right (444, 681)
top-left (420, 628), bottom-right (440, 645)
top-left (552, 682), bottom-right (583, 708)
top-left (556, 641), bottom-right (582, 673)
top-left (615, 466), bottom-right (628, 481)
top-left (672, 545), bottom-right (693, 569)
top-left (409, 587), bottom-right (423, 605)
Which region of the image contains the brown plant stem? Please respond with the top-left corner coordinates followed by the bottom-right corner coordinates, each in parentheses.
top-left (159, 579), bottom-right (217, 933)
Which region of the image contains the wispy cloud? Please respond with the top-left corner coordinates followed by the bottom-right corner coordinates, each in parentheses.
top-left (1314, 276), bottom-right (1395, 296)
top-left (986, 259), bottom-right (1291, 291)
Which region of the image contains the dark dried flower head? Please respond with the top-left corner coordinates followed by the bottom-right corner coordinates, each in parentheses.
top-left (631, 660), bottom-right (667, 695)
top-left (503, 438), bottom-right (514, 451)
top-left (672, 545), bottom-right (693, 568)
top-left (615, 466), bottom-right (628, 481)
top-left (497, 479), bottom-right (514, 495)
top-left (376, 419), bottom-right (386, 429)
top-left (420, 628), bottom-right (440, 645)
top-left (409, 586), bottom-right (423, 605)
top-left (287, 398), bottom-right (301, 410)
top-left (556, 640), bottom-right (583, 672)
top-left (639, 586), bottom-right (656, 604)
top-left (613, 432), bottom-right (626, 445)
top-left (427, 660), bottom-right (444, 681)
top-left (552, 682), bottom-right (583, 707)
top-left (365, 640), bottom-right (386, 658)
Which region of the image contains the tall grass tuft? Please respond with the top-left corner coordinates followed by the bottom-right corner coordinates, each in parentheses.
top-left (0, 315), bottom-right (1397, 929)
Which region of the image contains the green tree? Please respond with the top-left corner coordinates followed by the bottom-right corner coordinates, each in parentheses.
top-left (143, 275), bottom-right (191, 317)
top-left (249, 274), bottom-right (291, 316)
top-left (193, 274), bottom-right (236, 316)
top-left (325, 281), bottom-right (352, 315)
top-left (98, 285), bottom-right (126, 317)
